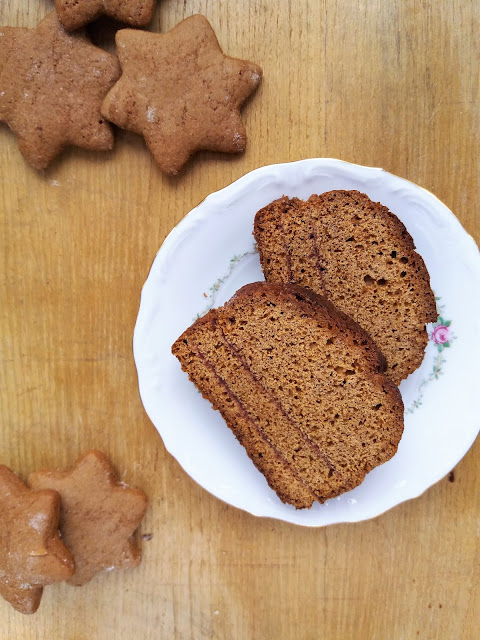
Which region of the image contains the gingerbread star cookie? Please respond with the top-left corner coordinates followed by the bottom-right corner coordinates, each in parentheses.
top-left (101, 14), bottom-right (263, 175)
top-left (0, 12), bottom-right (120, 170)
top-left (29, 450), bottom-right (148, 586)
top-left (0, 465), bottom-right (74, 614)
top-left (55, 0), bottom-right (157, 31)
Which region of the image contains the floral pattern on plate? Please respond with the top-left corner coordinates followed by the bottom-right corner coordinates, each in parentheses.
top-left (407, 297), bottom-right (455, 414)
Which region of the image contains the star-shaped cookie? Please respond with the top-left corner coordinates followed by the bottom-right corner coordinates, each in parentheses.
top-left (55, 0), bottom-right (157, 31)
top-left (101, 14), bottom-right (263, 175)
top-left (29, 450), bottom-right (148, 586)
top-left (0, 12), bottom-right (120, 169)
top-left (0, 466), bottom-right (74, 614)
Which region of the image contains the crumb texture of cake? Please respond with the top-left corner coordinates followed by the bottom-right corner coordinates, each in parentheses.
top-left (172, 282), bottom-right (404, 509)
top-left (254, 190), bottom-right (438, 385)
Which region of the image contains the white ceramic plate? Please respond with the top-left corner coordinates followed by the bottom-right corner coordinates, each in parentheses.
top-left (133, 159), bottom-right (480, 526)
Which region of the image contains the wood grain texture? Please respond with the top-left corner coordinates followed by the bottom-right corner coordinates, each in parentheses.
top-left (0, 1), bottom-right (478, 638)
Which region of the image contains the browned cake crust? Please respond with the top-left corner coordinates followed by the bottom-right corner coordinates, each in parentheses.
top-left (172, 282), bottom-right (404, 509)
top-left (254, 191), bottom-right (438, 385)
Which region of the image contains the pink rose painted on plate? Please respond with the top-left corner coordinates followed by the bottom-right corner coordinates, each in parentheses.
top-left (407, 303), bottom-right (454, 413)
top-left (430, 316), bottom-right (451, 352)
top-left (432, 324), bottom-right (449, 344)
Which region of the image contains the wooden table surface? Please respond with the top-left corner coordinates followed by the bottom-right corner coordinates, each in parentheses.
top-left (1, 1), bottom-right (479, 638)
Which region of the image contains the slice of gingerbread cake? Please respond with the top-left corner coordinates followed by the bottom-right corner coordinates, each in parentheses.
top-left (172, 282), bottom-right (404, 509)
top-left (254, 190), bottom-right (437, 385)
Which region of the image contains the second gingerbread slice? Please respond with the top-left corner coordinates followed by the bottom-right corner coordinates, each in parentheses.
top-left (254, 190), bottom-right (437, 384)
